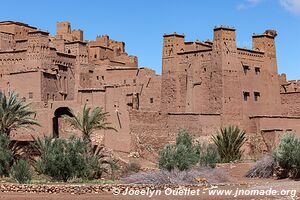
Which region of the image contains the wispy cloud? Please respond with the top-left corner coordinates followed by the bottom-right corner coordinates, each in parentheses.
top-left (236, 0), bottom-right (264, 10)
top-left (279, 0), bottom-right (300, 14)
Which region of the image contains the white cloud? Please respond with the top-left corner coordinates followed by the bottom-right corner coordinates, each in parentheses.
top-left (279, 0), bottom-right (300, 14)
top-left (237, 0), bottom-right (264, 10)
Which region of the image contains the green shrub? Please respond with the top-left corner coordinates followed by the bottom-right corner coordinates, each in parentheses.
top-left (10, 159), bottom-right (32, 183)
top-left (158, 144), bottom-right (176, 171)
top-left (0, 134), bottom-right (13, 176)
top-left (198, 144), bottom-right (220, 168)
top-left (158, 129), bottom-right (201, 171)
top-left (212, 125), bottom-right (247, 163)
top-left (274, 132), bottom-right (300, 178)
top-left (33, 136), bottom-right (101, 182)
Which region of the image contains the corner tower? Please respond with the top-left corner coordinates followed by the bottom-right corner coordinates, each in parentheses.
top-left (212, 26), bottom-right (243, 125)
top-left (252, 30), bottom-right (277, 73)
top-left (160, 33), bottom-right (185, 112)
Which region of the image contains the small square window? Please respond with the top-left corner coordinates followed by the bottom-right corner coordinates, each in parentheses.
top-left (243, 65), bottom-right (250, 75)
top-left (101, 76), bottom-right (104, 80)
top-left (254, 92), bottom-right (260, 101)
top-left (133, 79), bottom-right (136, 84)
top-left (150, 98), bottom-right (154, 103)
top-left (96, 76), bottom-right (99, 80)
top-left (243, 91), bottom-right (250, 101)
top-left (255, 67), bottom-right (260, 75)
top-left (28, 92), bottom-right (33, 99)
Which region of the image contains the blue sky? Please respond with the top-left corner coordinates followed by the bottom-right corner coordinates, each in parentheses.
top-left (1, 0), bottom-right (299, 79)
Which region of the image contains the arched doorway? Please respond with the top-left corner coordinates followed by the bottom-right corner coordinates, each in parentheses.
top-left (53, 107), bottom-right (73, 138)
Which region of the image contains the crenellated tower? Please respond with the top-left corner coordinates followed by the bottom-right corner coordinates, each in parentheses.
top-left (160, 33), bottom-right (185, 112)
top-left (212, 26), bottom-right (243, 125)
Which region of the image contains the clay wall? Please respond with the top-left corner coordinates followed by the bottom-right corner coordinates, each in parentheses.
top-left (0, 50), bottom-right (27, 74)
top-left (0, 71), bottom-right (41, 102)
top-left (129, 111), bottom-right (221, 159)
top-left (0, 32), bottom-right (15, 50)
top-left (281, 92), bottom-right (300, 115)
top-left (0, 21), bottom-right (36, 41)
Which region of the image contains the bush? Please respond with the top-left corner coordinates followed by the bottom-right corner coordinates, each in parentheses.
top-left (0, 134), bottom-right (13, 176)
top-left (33, 136), bottom-right (101, 182)
top-left (123, 161), bottom-right (141, 174)
top-left (274, 132), bottom-right (300, 179)
top-left (10, 159), bottom-right (32, 183)
top-left (245, 155), bottom-right (275, 178)
top-left (212, 125), bottom-right (247, 163)
top-left (158, 144), bottom-right (176, 171)
top-left (198, 144), bottom-right (220, 168)
top-left (158, 129), bottom-right (199, 171)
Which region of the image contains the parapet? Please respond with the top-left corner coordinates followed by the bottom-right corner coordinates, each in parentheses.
top-left (163, 32), bottom-right (185, 38)
top-left (213, 25), bottom-right (236, 31)
top-left (253, 30), bottom-right (277, 38)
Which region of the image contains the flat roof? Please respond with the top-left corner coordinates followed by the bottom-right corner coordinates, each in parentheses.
top-left (56, 52), bottom-right (76, 58)
top-left (78, 88), bottom-right (105, 92)
top-left (250, 115), bottom-right (300, 119)
top-left (28, 30), bottom-right (49, 35)
top-left (168, 112), bottom-right (220, 116)
top-left (65, 40), bottom-right (87, 45)
top-left (0, 21), bottom-right (37, 29)
top-left (214, 26), bottom-right (236, 31)
top-left (0, 31), bottom-right (14, 35)
top-left (163, 32), bottom-right (185, 38)
top-left (237, 47), bottom-right (265, 54)
top-left (177, 49), bottom-right (212, 55)
top-left (106, 67), bottom-right (138, 71)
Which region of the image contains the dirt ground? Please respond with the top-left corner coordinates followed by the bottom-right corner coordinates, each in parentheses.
top-left (1, 163), bottom-right (299, 200)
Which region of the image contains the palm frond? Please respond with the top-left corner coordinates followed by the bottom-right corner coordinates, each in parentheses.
top-left (63, 104), bottom-right (116, 143)
top-left (0, 92), bottom-right (40, 137)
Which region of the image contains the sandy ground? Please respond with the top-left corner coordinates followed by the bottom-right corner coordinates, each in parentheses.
top-left (1, 163), bottom-right (299, 200)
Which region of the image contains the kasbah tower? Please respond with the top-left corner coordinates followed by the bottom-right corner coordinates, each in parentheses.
top-left (0, 21), bottom-right (299, 159)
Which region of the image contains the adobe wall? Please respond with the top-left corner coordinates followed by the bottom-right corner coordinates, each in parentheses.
top-left (0, 32), bottom-right (14, 50)
top-left (0, 71), bottom-right (41, 101)
top-left (281, 92), bottom-right (300, 116)
top-left (129, 110), bottom-right (221, 160)
top-left (247, 116), bottom-right (300, 154)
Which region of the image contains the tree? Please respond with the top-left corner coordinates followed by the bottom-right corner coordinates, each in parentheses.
top-left (212, 125), bottom-right (247, 163)
top-left (0, 92), bottom-right (39, 137)
top-left (63, 104), bottom-right (116, 144)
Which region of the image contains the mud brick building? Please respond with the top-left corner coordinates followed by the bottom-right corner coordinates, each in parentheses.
top-left (0, 21), bottom-right (299, 158)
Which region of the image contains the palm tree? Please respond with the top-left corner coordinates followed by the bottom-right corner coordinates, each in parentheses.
top-left (63, 104), bottom-right (116, 144)
top-left (0, 92), bottom-right (39, 138)
top-left (212, 125), bottom-right (247, 163)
